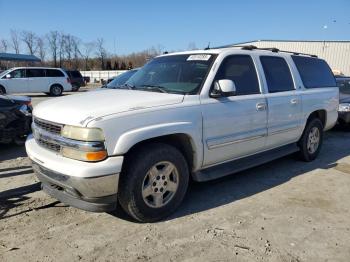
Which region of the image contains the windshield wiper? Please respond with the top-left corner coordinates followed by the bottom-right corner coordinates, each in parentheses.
top-left (138, 85), bottom-right (167, 93)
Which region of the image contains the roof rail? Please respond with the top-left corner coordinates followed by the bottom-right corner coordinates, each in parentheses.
top-left (210, 44), bottom-right (318, 58)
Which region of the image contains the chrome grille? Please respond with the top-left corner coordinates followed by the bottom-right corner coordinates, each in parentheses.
top-left (33, 117), bottom-right (63, 152)
top-left (37, 138), bottom-right (61, 152)
top-left (34, 118), bottom-right (62, 135)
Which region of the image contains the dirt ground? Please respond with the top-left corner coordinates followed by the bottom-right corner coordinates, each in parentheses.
top-left (1, 94), bottom-right (350, 261)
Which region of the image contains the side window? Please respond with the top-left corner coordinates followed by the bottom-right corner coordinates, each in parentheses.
top-left (47, 69), bottom-right (64, 77)
top-left (26, 69), bottom-right (45, 78)
top-left (215, 55), bottom-right (260, 96)
top-left (260, 56), bottom-right (294, 93)
top-left (9, 69), bottom-right (25, 78)
top-left (292, 56), bottom-right (336, 88)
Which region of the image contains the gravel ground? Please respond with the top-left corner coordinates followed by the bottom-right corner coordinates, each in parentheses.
top-left (1, 93), bottom-right (350, 261)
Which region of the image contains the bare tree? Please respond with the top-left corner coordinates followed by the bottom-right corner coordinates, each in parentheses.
top-left (96, 38), bottom-right (107, 70)
top-left (21, 30), bottom-right (38, 55)
top-left (58, 32), bottom-right (65, 67)
top-left (10, 30), bottom-right (21, 54)
top-left (72, 37), bottom-right (81, 69)
top-left (37, 37), bottom-right (46, 62)
top-left (81, 41), bottom-right (95, 70)
top-left (47, 31), bottom-right (59, 67)
top-left (0, 39), bottom-right (9, 52)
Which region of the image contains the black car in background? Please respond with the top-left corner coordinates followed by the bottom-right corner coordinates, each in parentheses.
top-left (336, 76), bottom-right (350, 128)
top-left (0, 95), bottom-right (32, 144)
top-left (65, 70), bottom-right (85, 91)
top-left (103, 69), bottom-right (138, 89)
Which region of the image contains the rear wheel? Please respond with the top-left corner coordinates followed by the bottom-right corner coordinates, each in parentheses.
top-left (118, 143), bottom-right (189, 222)
top-left (298, 118), bottom-right (323, 162)
top-left (49, 84), bottom-right (63, 96)
top-left (71, 83), bottom-right (80, 92)
top-left (0, 85), bottom-right (6, 94)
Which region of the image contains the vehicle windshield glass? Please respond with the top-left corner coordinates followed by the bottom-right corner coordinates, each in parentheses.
top-left (0, 69), bottom-right (11, 78)
top-left (106, 70), bottom-right (138, 89)
top-left (125, 54), bottom-right (215, 94)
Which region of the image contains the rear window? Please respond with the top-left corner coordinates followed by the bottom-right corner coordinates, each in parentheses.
top-left (292, 56), bottom-right (336, 88)
top-left (69, 71), bottom-right (82, 78)
top-left (46, 69), bottom-right (64, 77)
top-left (260, 56), bottom-right (294, 93)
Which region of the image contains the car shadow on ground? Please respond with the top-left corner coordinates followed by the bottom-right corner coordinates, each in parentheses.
top-left (110, 130), bottom-right (350, 222)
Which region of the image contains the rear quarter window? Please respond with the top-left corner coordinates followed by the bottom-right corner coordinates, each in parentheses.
top-left (46, 69), bottom-right (65, 77)
top-left (292, 56), bottom-right (336, 88)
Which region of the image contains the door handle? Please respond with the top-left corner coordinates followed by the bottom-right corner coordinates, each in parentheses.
top-left (256, 103), bottom-right (267, 111)
top-left (290, 98), bottom-right (299, 105)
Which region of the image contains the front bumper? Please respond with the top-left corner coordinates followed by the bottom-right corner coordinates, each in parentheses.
top-left (26, 135), bottom-right (124, 212)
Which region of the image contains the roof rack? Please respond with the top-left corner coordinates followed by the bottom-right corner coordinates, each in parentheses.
top-left (210, 44), bottom-right (318, 58)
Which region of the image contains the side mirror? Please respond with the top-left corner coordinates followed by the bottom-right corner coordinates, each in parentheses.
top-left (211, 79), bottom-right (236, 98)
top-left (5, 74), bottom-right (11, 79)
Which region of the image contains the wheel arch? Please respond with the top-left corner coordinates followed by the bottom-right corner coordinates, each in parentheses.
top-left (121, 133), bottom-right (200, 176)
top-left (306, 109), bottom-right (327, 129)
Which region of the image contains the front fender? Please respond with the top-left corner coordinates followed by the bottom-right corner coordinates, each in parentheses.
top-left (113, 121), bottom-right (203, 171)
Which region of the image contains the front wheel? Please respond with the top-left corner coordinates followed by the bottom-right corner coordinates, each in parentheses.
top-left (118, 143), bottom-right (189, 222)
top-left (298, 118), bottom-right (323, 162)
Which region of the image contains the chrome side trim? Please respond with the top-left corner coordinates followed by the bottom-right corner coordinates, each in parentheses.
top-left (268, 126), bottom-right (299, 136)
top-left (207, 134), bottom-right (266, 150)
top-left (33, 123), bottom-right (105, 152)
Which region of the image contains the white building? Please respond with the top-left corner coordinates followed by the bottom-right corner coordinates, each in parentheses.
top-left (233, 40), bottom-right (350, 76)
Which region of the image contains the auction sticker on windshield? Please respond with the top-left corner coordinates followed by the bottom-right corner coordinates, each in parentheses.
top-left (187, 54), bottom-right (211, 61)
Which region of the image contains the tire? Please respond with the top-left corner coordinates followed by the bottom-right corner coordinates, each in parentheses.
top-left (298, 118), bottom-right (323, 162)
top-left (118, 143), bottom-right (189, 222)
top-left (0, 85), bottom-right (6, 94)
top-left (72, 84), bottom-right (80, 92)
top-left (49, 84), bottom-right (63, 96)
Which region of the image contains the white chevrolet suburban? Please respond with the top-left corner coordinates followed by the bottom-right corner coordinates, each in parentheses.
top-left (0, 67), bottom-right (72, 96)
top-left (25, 46), bottom-right (339, 222)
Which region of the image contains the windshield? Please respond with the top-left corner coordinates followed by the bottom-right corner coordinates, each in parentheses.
top-left (0, 69), bottom-right (11, 78)
top-left (125, 54), bottom-right (216, 94)
top-left (106, 70), bottom-right (138, 89)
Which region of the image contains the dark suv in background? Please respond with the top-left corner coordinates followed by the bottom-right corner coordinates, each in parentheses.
top-left (336, 76), bottom-right (350, 128)
top-left (65, 70), bottom-right (85, 91)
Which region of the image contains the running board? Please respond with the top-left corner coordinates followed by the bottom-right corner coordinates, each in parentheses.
top-left (193, 143), bottom-right (299, 182)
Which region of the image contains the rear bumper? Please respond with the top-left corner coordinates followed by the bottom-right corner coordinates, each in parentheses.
top-left (26, 135), bottom-right (123, 212)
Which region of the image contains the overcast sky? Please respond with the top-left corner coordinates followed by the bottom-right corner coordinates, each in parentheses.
top-left (0, 0), bottom-right (349, 55)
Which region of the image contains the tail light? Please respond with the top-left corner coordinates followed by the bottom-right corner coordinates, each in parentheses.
top-left (67, 77), bottom-right (71, 84)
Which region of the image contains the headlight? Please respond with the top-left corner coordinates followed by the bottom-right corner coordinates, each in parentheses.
top-left (61, 125), bottom-right (105, 141)
top-left (338, 103), bottom-right (350, 112)
top-left (61, 125), bottom-right (107, 161)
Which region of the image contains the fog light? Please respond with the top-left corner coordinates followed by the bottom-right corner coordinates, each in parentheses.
top-left (62, 147), bottom-right (107, 162)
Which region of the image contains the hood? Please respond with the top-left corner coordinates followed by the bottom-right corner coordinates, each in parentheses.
top-left (34, 89), bottom-right (184, 126)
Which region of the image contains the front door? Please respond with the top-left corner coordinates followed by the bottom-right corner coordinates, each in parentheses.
top-left (201, 55), bottom-right (268, 167)
top-left (3, 69), bottom-right (28, 93)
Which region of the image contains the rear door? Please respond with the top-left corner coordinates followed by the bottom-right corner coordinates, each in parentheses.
top-left (26, 68), bottom-right (46, 93)
top-left (3, 69), bottom-right (28, 93)
top-left (259, 56), bottom-right (302, 149)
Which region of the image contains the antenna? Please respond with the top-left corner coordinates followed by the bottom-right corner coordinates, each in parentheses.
top-left (204, 42), bottom-right (211, 50)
